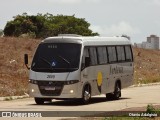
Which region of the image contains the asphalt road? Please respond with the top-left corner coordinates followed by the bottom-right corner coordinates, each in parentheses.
top-left (0, 84), bottom-right (160, 119)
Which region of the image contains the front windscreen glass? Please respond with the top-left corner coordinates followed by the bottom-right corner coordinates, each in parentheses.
top-left (31, 43), bottom-right (81, 72)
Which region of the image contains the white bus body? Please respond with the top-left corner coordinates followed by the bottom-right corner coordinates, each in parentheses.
top-left (28, 35), bottom-right (134, 104)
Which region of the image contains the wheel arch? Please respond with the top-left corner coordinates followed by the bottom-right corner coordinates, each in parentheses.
top-left (115, 79), bottom-right (121, 89)
top-left (82, 82), bottom-right (91, 97)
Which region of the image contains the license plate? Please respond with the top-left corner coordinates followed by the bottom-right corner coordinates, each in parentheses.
top-left (44, 87), bottom-right (56, 91)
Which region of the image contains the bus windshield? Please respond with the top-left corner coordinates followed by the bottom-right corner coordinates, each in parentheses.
top-left (31, 43), bottom-right (81, 73)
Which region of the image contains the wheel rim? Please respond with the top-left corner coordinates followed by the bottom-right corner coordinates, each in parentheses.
top-left (115, 84), bottom-right (121, 98)
top-left (84, 90), bottom-right (90, 101)
top-left (116, 87), bottom-right (120, 97)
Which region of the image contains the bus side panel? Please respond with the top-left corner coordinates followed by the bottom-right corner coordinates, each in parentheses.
top-left (81, 65), bottom-right (111, 96)
top-left (121, 62), bottom-right (134, 88)
top-left (80, 62), bottom-right (134, 97)
top-left (110, 62), bottom-right (134, 90)
top-left (81, 66), bottom-right (99, 96)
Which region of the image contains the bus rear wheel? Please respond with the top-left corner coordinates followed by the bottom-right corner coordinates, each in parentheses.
top-left (113, 82), bottom-right (121, 100)
top-left (82, 85), bottom-right (91, 104)
top-left (106, 93), bottom-right (114, 100)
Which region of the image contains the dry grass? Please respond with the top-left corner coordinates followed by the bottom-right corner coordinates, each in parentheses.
top-left (0, 37), bottom-right (160, 96)
top-left (0, 37), bottom-right (40, 96)
top-left (133, 48), bottom-right (160, 84)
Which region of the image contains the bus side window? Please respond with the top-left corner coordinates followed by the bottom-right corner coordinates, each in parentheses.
top-left (107, 46), bottom-right (117, 63)
top-left (89, 47), bottom-right (98, 65)
top-left (117, 46), bottom-right (125, 62)
top-left (97, 47), bottom-right (108, 64)
top-left (125, 46), bottom-right (132, 62)
top-left (82, 48), bottom-right (90, 69)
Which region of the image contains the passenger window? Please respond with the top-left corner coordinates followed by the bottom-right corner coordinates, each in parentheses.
top-left (82, 48), bottom-right (89, 63)
top-left (107, 46), bottom-right (117, 63)
top-left (97, 47), bottom-right (108, 64)
top-left (125, 46), bottom-right (132, 61)
top-left (117, 46), bottom-right (125, 62)
top-left (82, 48), bottom-right (89, 69)
top-left (89, 47), bottom-right (98, 65)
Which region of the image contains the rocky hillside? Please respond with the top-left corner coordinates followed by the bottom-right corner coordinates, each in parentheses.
top-left (134, 47), bottom-right (160, 84)
top-left (0, 37), bottom-right (40, 96)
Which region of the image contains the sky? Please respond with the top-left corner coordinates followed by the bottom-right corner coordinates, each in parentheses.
top-left (0, 0), bottom-right (160, 43)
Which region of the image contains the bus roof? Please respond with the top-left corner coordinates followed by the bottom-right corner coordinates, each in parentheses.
top-left (43, 36), bottom-right (131, 46)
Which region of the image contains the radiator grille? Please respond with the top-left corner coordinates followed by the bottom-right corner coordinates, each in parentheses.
top-left (37, 81), bottom-right (64, 96)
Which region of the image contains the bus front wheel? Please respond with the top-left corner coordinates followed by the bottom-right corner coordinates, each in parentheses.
top-left (34, 98), bottom-right (45, 105)
top-left (82, 85), bottom-right (91, 104)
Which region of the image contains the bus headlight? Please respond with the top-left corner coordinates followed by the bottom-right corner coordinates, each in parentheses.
top-left (31, 89), bottom-right (35, 92)
top-left (64, 80), bottom-right (79, 85)
top-left (29, 79), bottom-right (38, 84)
top-left (70, 90), bottom-right (74, 94)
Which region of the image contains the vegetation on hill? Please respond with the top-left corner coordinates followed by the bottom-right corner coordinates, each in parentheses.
top-left (0, 37), bottom-right (160, 96)
top-left (0, 29), bottom-right (3, 36)
top-left (3, 13), bottom-right (99, 38)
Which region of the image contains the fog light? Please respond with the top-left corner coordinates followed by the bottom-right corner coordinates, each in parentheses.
top-left (70, 90), bottom-right (74, 94)
top-left (31, 89), bottom-right (35, 92)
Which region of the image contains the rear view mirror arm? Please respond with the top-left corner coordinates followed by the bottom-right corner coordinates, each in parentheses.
top-left (24, 54), bottom-right (30, 70)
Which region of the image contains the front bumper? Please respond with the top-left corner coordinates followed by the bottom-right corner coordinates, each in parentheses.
top-left (29, 82), bottom-right (81, 99)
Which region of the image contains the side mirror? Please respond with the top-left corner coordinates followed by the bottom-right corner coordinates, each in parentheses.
top-left (24, 54), bottom-right (28, 64)
top-left (85, 57), bottom-right (90, 67)
top-left (24, 54), bottom-right (30, 69)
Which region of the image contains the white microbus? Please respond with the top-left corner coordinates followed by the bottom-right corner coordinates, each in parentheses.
top-left (24, 35), bottom-right (134, 104)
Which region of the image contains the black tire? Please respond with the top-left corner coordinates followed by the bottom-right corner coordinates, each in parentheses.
top-left (106, 93), bottom-right (114, 100)
top-left (82, 85), bottom-right (91, 104)
top-left (34, 98), bottom-right (45, 105)
top-left (113, 82), bottom-right (121, 100)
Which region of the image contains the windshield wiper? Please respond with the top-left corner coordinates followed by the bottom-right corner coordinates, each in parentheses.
top-left (40, 57), bottom-right (51, 66)
top-left (57, 55), bottom-right (71, 67)
top-left (40, 55), bottom-right (71, 69)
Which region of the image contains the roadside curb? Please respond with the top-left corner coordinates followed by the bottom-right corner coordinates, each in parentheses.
top-left (130, 82), bottom-right (160, 88)
top-left (0, 93), bottom-right (29, 101)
